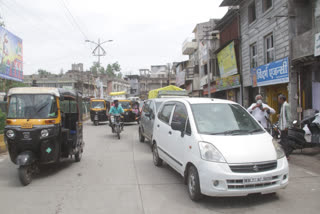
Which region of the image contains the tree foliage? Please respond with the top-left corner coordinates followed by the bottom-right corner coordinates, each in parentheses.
top-left (0, 109), bottom-right (6, 134)
top-left (37, 69), bottom-right (51, 75)
top-left (89, 61), bottom-right (122, 78)
top-left (0, 79), bottom-right (27, 92)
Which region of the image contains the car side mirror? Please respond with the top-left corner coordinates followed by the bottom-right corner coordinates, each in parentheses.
top-left (171, 121), bottom-right (185, 137)
top-left (145, 112), bottom-right (151, 118)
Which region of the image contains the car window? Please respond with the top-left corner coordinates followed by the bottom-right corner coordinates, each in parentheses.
top-left (158, 104), bottom-right (174, 124)
top-left (171, 103), bottom-right (188, 129)
top-left (155, 101), bottom-right (163, 112)
top-left (185, 119), bottom-right (191, 135)
top-left (149, 101), bottom-right (155, 114)
top-left (143, 101), bottom-right (150, 113)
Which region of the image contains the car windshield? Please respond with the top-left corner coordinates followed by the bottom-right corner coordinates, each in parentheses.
top-left (91, 101), bottom-right (105, 109)
top-left (120, 101), bottom-right (131, 109)
top-left (7, 94), bottom-right (58, 119)
top-left (191, 103), bottom-right (264, 135)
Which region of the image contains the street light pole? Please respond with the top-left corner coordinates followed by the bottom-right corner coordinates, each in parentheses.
top-left (85, 39), bottom-right (113, 67)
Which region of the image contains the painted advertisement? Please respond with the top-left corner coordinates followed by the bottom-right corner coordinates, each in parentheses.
top-left (0, 26), bottom-right (23, 82)
top-left (217, 41), bottom-right (238, 78)
top-left (215, 74), bottom-right (240, 91)
top-left (251, 57), bottom-right (289, 87)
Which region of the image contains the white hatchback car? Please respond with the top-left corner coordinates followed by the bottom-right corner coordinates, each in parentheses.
top-left (152, 98), bottom-right (289, 201)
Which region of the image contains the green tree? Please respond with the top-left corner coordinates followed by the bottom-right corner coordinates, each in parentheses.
top-left (37, 69), bottom-right (50, 75)
top-left (90, 62), bottom-right (105, 75)
top-left (0, 79), bottom-right (26, 92)
top-left (106, 62), bottom-right (121, 77)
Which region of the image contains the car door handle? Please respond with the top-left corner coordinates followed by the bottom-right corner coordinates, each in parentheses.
top-left (157, 124), bottom-right (160, 128)
top-left (169, 131), bottom-right (172, 135)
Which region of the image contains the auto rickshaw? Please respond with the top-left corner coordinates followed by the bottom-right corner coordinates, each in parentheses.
top-left (4, 87), bottom-right (84, 186)
top-left (118, 99), bottom-right (138, 123)
top-left (90, 98), bottom-right (109, 126)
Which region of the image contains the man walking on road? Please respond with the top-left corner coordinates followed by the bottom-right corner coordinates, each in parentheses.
top-left (247, 94), bottom-right (276, 129)
top-left (278, 94), bottom-right (292, 157)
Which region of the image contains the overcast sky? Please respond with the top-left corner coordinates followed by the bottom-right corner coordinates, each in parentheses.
top-left (0, 0), bottom-right (228, 75)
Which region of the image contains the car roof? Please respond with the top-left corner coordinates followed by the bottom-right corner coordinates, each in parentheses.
top-left (159, 97), bottom-right (237, 105)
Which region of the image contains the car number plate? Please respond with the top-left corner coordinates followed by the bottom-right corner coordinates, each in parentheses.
top-left (21, 123), bottom-right (33, 129)
top-left (243, 176), bottom-right (272, 184)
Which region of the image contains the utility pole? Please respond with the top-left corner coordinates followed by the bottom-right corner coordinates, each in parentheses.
top-left (203, 26), bottom-right (212, 98)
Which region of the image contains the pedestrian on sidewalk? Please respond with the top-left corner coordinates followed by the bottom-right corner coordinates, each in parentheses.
top-left (247, 94), bottom-right (276, 129)
top-left (278, 94), bottom-right (292, 157)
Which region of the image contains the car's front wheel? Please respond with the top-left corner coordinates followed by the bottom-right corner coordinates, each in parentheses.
top-left (187, 165), bottom-right (203, 201)
top-left (152, 143), bottom-right (162, 167)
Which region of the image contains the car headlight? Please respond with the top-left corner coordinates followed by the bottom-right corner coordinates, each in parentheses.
top-left (273, 141), bottom-right (285, 159)
top-left (198, 141), bottom-right (226, 163)
top-left (6, 130), bottom-right (15, 139)
top-left (41, 129), bottom-right (49, 138)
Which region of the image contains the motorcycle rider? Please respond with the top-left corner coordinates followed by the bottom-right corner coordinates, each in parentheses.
top-left (109, 100), bottom-right (124, 132)
top-left (247, 94), bottom-right (275, 129)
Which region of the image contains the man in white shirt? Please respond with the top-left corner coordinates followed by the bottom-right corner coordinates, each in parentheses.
top-left (247, 94), bottom-right (276, 128)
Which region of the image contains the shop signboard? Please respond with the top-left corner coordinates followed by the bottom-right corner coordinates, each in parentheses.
top-left (217, 41), bottom-right (238, 78)
top-left (0, 26), bottom-right (23, 82)
top-left (315, 32), bottom-right (320, 57)
top-left (251, 57), bottom-right (289, 87)
top-left (215, 74), bottom-right (240, 91)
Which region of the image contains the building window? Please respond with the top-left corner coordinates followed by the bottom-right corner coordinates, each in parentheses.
top-left (262, 0), bottom-right (272, 13)
top-left (265, 34), bottom-right (274, 63)
top-left (250, 43), bottom-right (258, 68)
top-left (248, 1), bottom-right (256, 24)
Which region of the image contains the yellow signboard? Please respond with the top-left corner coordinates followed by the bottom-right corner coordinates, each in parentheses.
top-left (217, 41), bottom-right (238, 78)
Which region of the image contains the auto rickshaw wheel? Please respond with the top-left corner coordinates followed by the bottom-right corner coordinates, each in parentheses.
top-left (75, 150), bottom-right (82, 162)
top-left (18, 166), bottom-right (33, 186)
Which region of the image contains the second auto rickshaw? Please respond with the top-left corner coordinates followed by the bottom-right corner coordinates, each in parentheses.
top-left (4, 87), bottom-right (84, 186)
top-left (90, 99), bottom-right (109, 126)
top-left (119, 99), bottom-right (138, 123)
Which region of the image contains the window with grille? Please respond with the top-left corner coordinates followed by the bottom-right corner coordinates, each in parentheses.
top-left (250, 43), bottom-right (258, 68)
top-left (265, 34), bottom-right (274, 63)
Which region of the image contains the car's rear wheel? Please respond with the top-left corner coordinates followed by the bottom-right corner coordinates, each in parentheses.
top-left (139, 127), bottom-right (145, 143)
top-left (152, 143), bottom-right (162, 167)
top-left (187, 165), bottom-right (203, 201)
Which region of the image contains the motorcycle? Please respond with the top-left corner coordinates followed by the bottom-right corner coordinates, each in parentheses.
top-left (265, 116), bottom-right (281, 139)
top-left (110, 114), bottom-right (123, 139)
top-left (284, 113), bottom-right (320, 156)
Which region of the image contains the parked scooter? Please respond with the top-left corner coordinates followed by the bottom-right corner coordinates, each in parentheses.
top-left (284, 113), bottom-right (320, 156)
top-left (110, 114), bottom-right (123, 139)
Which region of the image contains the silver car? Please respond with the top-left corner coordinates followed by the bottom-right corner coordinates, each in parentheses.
top-left (139, 98), bottom-right (166, 143)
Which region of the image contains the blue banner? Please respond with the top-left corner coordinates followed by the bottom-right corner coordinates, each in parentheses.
top-left (251, 57), bottom-right (289, 87)
top-left (0, 26), bottom-right (23, 82)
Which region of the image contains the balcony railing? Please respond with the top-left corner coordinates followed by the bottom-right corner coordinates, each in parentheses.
top-left (182, 37), bottom-right (197, 55)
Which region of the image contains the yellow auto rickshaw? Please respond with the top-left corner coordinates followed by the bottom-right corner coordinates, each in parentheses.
top-left (4, 87), bottom-right (84, 186)
top-left (90, 99), bottom-right (109, 126)
top-left (118, 99), bottom-right (138, 123)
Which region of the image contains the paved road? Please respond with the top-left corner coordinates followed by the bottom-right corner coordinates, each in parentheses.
top-left (0, 121), bottom-right (320, 214)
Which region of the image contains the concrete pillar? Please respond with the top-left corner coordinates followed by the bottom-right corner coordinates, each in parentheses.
top-left (243, 87), bottom-right (250, 108)
top-left (289, 69), bottom-right (298, 121)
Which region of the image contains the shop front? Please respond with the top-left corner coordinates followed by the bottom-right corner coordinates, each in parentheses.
top-left (251, 57), bottom-right (289, 122)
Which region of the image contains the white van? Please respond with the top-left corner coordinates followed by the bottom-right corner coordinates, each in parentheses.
top-left (152, 98), bottom-right (289, 201)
